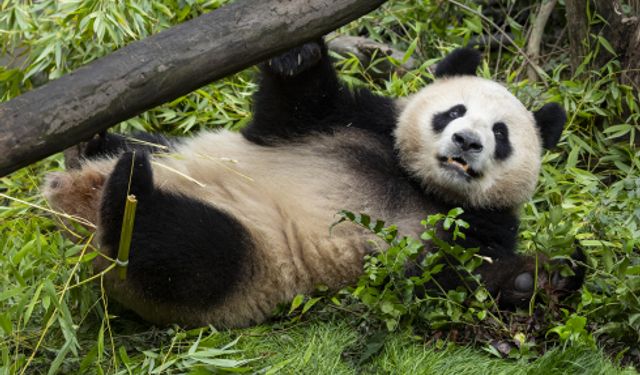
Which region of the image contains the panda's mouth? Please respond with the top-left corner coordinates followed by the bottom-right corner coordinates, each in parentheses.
top-left (437, 156), bottom-right (481, 179)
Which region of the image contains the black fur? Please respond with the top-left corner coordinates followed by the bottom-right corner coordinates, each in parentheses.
top-left (492, 122), bottom-right (513, 160)
top-left (266, 42), bottom-right (324, 77)
top-left (99, 151), bottom-right (252, 309)
top-left (84, 131), bottom-right (176, 159)
top-left (533, 103), bottom-right (566, 149)
top-left (557, 246), bottom-right (587, 292)
top-left (242, 41), bottom-right (397, 145)
top-left (434, 47), bottom-right (482, 78)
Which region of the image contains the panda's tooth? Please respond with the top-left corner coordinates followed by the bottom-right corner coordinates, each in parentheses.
top-left (298, 54), bottom-right (302, 65)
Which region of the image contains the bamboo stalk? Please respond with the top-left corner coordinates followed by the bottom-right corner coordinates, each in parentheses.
top-left (116, 194), bottom-right (138, 280)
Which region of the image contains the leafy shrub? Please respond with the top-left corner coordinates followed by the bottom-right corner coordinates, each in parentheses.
top-left (335, 210), bottom-right (599, 361)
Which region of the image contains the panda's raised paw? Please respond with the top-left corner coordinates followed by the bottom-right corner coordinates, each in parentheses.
top-left (263, 41), bottom-right (323, 77)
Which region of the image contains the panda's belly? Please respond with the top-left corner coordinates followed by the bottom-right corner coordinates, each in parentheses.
top-left (44, 129), bottom-right (433, 327)
top-left (144, 130), bottom-right (413, 321)
top-left (156, 129), bottom-right (376, 229)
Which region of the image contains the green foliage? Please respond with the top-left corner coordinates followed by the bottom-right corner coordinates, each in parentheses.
top-left (0, 0), bottom-right (253, 133)
top-left (337, 209), bottom-right (492, 333)
top-left (548, 313), bottom-right (596, 348)
top-left (1, 0), bottom-right (639, 372)
top-left (335, 210), bottom-right (601, 361)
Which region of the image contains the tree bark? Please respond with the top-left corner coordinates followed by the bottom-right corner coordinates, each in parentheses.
top-left (565, 0), bottom-right (588, 73)
top-left (594, 1), bottom-right (640, 91)
top-left (0, 0), bottom-right (387, 177)
top-left (624, 22), bottom-right (640, 91)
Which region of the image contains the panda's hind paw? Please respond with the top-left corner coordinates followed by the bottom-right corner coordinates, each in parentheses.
top-left (104, 151), bottom-right (154, 202)
top-left (263, 41), bottom-right (323, 77)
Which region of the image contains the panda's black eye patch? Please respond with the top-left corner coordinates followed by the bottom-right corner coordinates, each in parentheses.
top-left (432, 104), bottom-right (466, 133)
top-left (493, 122), bottom-right (512, 160)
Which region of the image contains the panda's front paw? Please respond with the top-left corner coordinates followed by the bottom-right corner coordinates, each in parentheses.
top-left (263, 41), bottom-right (323, 77)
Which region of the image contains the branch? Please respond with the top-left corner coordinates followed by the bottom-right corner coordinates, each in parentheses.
top-left (327, 35), bottom-right (417, 77)
top-left (526, 0), bottom-right (557, 82)
top-left (446, 0), bottom-right (548, 85)
top-left (0, 0), bottom-right (387, 177)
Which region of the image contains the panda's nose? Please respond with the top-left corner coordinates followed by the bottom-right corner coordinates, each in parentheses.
top-left (452, 131), bottom-right (483, 152)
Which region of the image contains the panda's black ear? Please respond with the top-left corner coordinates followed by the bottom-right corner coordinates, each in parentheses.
top-left (435, 48), bottom-right (481, 78)
top-left (534, 103), bottom-right (566, 149)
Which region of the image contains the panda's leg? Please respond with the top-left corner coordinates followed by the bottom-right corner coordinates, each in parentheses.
top-left (244, 39), bottom-right (398, 144)
top-left (82, 131), bottom-right (177, 159)
top-left (98, 151), bottom-right (252, 324)
top-left (64, 130), bottom-right (178, 170)
top-left (447, 209), bottom-right (584, 308)
top-left (242, 40), bottom-right (349, 144)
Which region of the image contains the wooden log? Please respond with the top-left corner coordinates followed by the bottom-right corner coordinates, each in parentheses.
top-left (0, 0), bottom-right (387, 177)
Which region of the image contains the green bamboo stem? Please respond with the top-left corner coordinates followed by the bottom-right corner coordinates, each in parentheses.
top-left (116, 194), bottom-right (138, 280)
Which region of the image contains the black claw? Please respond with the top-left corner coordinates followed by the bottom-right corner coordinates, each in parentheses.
top-left (550, 247), bottom-right (586, 292)
top-left (262, 41), bottom-right (324, 77)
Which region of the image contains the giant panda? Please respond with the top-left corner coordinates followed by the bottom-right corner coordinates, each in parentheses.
top-left (43, 40), bottom-right (584, 328)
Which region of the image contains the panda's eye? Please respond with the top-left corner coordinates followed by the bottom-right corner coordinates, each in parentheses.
top-left (492, 122), bottom-right (512, 160)
top-left (492, 122), bottom-right (508, 140)
top-left (432, 104), bottom-right (466, 133)
top-left (448, 105), bottom-right (466, 119)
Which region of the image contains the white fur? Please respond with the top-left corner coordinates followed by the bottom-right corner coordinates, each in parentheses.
top-left (394, 76), bottom-right (542, 208)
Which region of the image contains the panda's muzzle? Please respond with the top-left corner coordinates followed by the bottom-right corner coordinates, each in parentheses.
top-left (437, 155), bottom-right (482, 179)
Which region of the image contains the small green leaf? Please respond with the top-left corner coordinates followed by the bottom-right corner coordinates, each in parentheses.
top-left (288, 294), bottom-right (304, 315)
top-left (597, 35), bottom-right (617, 56)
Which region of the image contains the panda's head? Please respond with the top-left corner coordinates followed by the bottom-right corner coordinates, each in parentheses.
top-left (394, 48), bottom-right (566, 209)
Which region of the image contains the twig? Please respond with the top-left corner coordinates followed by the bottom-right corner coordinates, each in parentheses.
top-left (447, 0), bottom-right (550, 87)
top-left (0, 192), bottom-right (96, 229)
top-left (527, 0), bottom-right (558, 82)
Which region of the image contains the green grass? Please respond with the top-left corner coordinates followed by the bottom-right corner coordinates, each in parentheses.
top-left (235, 319), bottom-right (629, 374)
top-left (226, 319), bottom-right (630, 374)
top-left (1, 0), bottom-right (639, 373)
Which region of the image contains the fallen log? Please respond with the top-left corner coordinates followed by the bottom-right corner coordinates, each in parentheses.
top-left (0, 0), bottom-right (387, 177)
